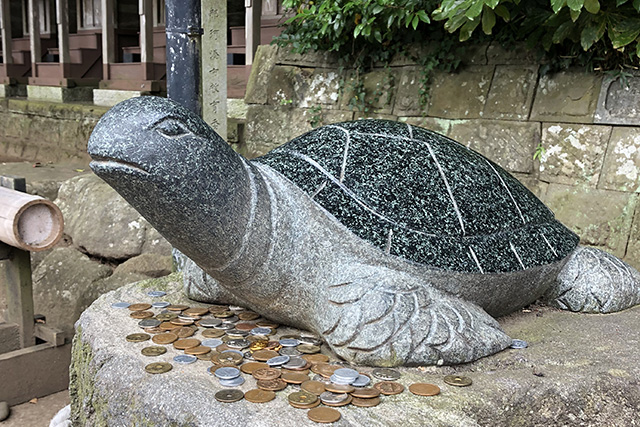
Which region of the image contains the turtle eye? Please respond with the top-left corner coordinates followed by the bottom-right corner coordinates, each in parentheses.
top-left (154, 118), bottom-right (191, 138)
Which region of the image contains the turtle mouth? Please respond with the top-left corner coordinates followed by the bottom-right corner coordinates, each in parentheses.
top-left (90, 156), bottom-right (150, 175)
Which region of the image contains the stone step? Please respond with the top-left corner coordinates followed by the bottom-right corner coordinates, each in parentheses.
top-left (0, 322), bottom-right (21, 354)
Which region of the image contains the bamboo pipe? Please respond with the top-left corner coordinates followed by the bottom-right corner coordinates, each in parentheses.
top-left (0, 187), bottom-right (64, 251)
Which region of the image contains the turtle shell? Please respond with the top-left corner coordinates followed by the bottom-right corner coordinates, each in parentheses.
top-left (257, 120), bottom-right (579, 274)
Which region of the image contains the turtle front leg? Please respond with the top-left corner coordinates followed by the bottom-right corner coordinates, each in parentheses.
top-left (317, 266), bottom-right (512, 367)
top-left (543, 246), bottom-right (640, 313)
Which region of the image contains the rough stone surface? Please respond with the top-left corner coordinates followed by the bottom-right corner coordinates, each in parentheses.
top-left (71, 276), bottom-right (640, 427)
top-left (599, 126), bottom-right (640, 192)
top-left (245, 105), bottom-right (293, 157)
top-left (427, 66), bottom-right (494, 119)
top-left (244, 45), bottom-right (278, 105)
top-left (0, 401), bottom-right (9, 422)
top-left (539, 123), bottom-right (612, 186)
top-left (544, 184), bottom-right (637, 258)
top-left (399, 116), bottom-right (451, 135)
top-left (113, 253), bottom-right (173, 278)
top-left (484, 65), bottom-right (538, 120)
top-left (92, 89), bottom-right (144, 107)
top-left (0, 322), bottom-right (20, 353)
top-left (486, 43), bottom-right (538, 65)
top-left (26, 85), bottom-right (93, 103)
top-left (624, 202), bottom-right (640, 271)
top-left (340, 70), bottom-right (396, 114)
top-left (530, 70), bottom-right (602, 124)
top-left (32, 247), bottom-right (112, 339)
top-left (447, 119), bottom-right (539, 173)
top-left (595, 72), bottom-right (640, 125)
top-left (392, 68), bottom-right (424, 116)
top-left (54, 174), bottom-right (171, 259)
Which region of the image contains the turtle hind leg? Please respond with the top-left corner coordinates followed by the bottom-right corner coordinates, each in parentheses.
top-left (543, 246), bottom-right (640, 313)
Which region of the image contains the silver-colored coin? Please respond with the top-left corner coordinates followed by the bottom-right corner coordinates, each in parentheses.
top-left (226, 328), bottom-right (249, 337)
top-left (243, 351), bottom-right (255, 360)
top-left (229, 305), bottom-right (246, 311)
top-left (147, 291), bottom-right (166, 297)
top-left (151, 301), bottom-right (171, 309)
top-left (351, 374), bottom-right (371, 387)
top-left (333, 368), bottom-right (359, 381)
top-left (215, 367), bottom-right (241, 380)
top-left (319, 391), bottom-right (348, 404)
top-left (510, 339), bottom-right (528, 349)
top-left (279, 347), bottom-right (302, 357)
top-left (199, 318), bottom-right (222, 328)
top-left (201, 338), bottom-right (223, 348)
top-left (298, 335), bottom-right (323, 346)
top-left (138, 318), bottom-right (161, 328)
top-left (215, 322), bottom-right (236, 330)
top-left (330, 374), bottom-right (355, 385)
top-left (173, 354), bottom-right (197, 364)
top-left (250, 327), bottom-right (272, 335)
top-left (227, 339), bottom-right (250, 349)
top-left (282, 356), bottom-right (306, 369)
top-left (219, 376), bottom-right (245, 387)
top-left (111, 302), bottom-right (130, 309)
top-left (179, 314), bottom-right (201, 321)
top-left (267, 355), bottom-right (290, 367)
top-left (279, 338), bottom-right (300, 347)
top-left (372, 368), bottom-right (401, 381)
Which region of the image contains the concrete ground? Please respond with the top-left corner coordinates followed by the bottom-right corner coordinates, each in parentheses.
top-left (1, 390), bottom-right (69, 426)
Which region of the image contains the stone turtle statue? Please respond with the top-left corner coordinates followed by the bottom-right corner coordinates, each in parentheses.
top-left (88, 96), bottom-right (640, 367)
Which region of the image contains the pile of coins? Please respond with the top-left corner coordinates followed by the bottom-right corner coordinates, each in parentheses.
top-left (116, 290), bottom-right (475, 424)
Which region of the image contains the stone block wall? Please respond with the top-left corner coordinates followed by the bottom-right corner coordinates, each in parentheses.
top-left (243, 44), bottom-right (640, 269)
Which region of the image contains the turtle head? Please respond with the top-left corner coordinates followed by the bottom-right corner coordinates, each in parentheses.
top-left (88, 96), bottom-right (253, 268)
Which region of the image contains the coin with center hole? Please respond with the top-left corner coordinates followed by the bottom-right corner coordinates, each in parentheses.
top-left (212, 352), bottom-right (243, 365)
top-left (372, 368), bottom-right (401, 381)
top-left (144, 362), bottom-right (172, 374)
top-left (409, 383), bottom-right (441, 396)
top-left (126, 333), bottom-right (150, 342)
top-left (244, 389), bottom-right (276, 403)
top-left (374, 381), bottom-right (405, 395)
top-left (288, 391), bottom-right (318, 405)
top-left (141, 346), bottom-right (167, 357)
top-left (214, 389), bottom-right (244, 403)
top-left (444, 375), bottom-right (472, 387)
top-left (307, 407), bottom-right (341, 424)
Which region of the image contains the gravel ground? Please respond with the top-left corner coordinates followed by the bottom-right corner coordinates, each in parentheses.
top-left (2, 390), bottom-right (69, 427)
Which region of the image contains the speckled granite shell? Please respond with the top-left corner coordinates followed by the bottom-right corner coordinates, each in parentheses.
top-left (258, 120), bottom-right (579, 273)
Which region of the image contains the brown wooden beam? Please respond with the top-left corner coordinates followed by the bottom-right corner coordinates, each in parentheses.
top-left (244, 0), bottom-right (261, 66)
top-left (0, 0), bottom-right (13, 65)
top-left (27, 0), bottom-right (41, 72)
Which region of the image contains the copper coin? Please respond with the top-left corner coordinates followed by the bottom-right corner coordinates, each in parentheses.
top-left (125, 333), bottom-right (150, 342)
top-left (152, 333), bottom-right (178, 345)
top-left (264, 341), bottom-right (281, 350)
top-left (301, 380), bottom-right (326, 395)
top-left (208, 304), bottom-right (230, 313)
top-left (183, 307), bottom-right (209, 316)
top-left (173, 338), bottom-right (200, 350)
top-left (244, 389), bottom-right (276, 403)
top-left (170, 318), bottom-right (194, 326)
top-left (235, 322), bottom-right (257, 331)
top-left (240, 362), bottom-right (268, 374)
top-left (297, 344), bottom-right (321, 354)
top-left (288, 391), bottom-right (318, 405)
top-left (256, 378), bottom-right (287, 391)
top-left (289, 399), bottom-right (321, 409)
top-left (444, 375), bottom-right (472, 387)
top-left (311, 363), bottom-right (339, 378)
top-left (202, 329), bottom-right (225, 338)
top-left (302, 354), bottom-right (329, 364)
top-left (214, 389), bottom-right (244, 403)
top-left (238, 312), bottom-right (260, 321)
top-left (155, 313), bottom-right (178, 321)
top-left (175, 326), bottom-right (196, 338)
top-left (197, 352), bottom-right (214, 361)
top-left (159, 321), bottom-right (180, 331)
top-left (128, 303), bottom-right (152, 311)
top-left (141, 346), bottom-right (167, 357)
top-left (167, 304), bottom-right (189, 312)
top-left (252, 349), bottom-right (280, 361)
top-left (308, 407), bottom-right (341, 423)
top-left (410, 383), bottom-right (441, 396)
top-left (351, 396), bottom-right (381, 407)
top-left (282, 371), bottom-right (310, 384)
top-left (252, 367), bottom-right (281, 380)
top-left (212, 352), bottom-right (243, 365)
top-left (184, 345), bottom-right (210, 355)
top-left (130, 310), bottom-right (154, 319)
top-left (374, 381), bottom-right (405, 395)
top-left (144, 362), bottom-right (172, 374)
top-left (350, 387), bottom-right (380, 398)
top-left (322, 394), bottom-right (352, 407)
top-left (256, 320), bottom-right (279, 328)
top-left (325, 383), bottom-right (355, 394)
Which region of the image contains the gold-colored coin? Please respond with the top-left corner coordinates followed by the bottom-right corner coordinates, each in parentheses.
top-left (288, 391), bottom-right (318, 405)
top-left (374, 381), bottom-right (405, 395)
top-left (128, 303), bottom-right (152, 311)
top-left (307, 407), bottom-right (341, 423)
top-left (302, 354), bottom-right (329, 364)
top-left (256, 320), bottom-right (279, 329)
top-left (240, 362), bottom-right (268, 374)
top-left (130, 310), bottom-right (154, 319)
top-left (126, 333), bottom-right (151, 343)
top-left (183, 307), bottom-right (209, 317)
top-left (289, 399), bottom-right (321, 409)
top-left (211, 352), bottom-right (243, 365)
top-left (444, 375), bottom-right (472, 387)
top-left (159, 321), bottom-right (180, 331)
top-left (325, 383), bottom-right (355, 394)
top-left (141, 346), bottom-right (167, 357)
top-left (244, 389), bottom-right (276, 403)
top-left (282, 371), bottom-right (309, 384)
top-left (252, 349), bottom-right (279, 362)
top-left (247, 335), bottom-right (268, 343)
top-left (256, 378), bottom-right (287, 391)
top-left (170, 318), bottom-right (194, 326)
top-left (174, 326), bottom-right (196, 338)
top-left (301, 380), bottom-right (326, 396)
top-left (351, 396), bottom-right (381, 407)
top-left (155, 313), bottom-right (178, 321)
top-left (208, 304), bottom-right (230, 314)
top-left (197, 352), bottom-right (214, 361)
top-left (166, 304), bottom-right (189, 312)
top-left (350, 387), bottom-right (380, 398)
top-left (202, 329), bottom-right (225, 338)
top-left (409, 383), bottom-right (441, 396)
top-left (152, 333), bottom-right (178, 345)
top-left (252, 367), bottom-right (281, 380)
top-left (144, 326), bottom-right (164, 334)
top-left (144, 362), bottom-right (172, 374)
top-left (173, 338), bottom-right (200, 350)
top-left (214, 389), bottom-right (244, 403)
top-left (184, 345), bottom-right (210, 355)
top-left (322, 394), bottom-right (352, 407)
top-left (249, 341), bottom-right (268, 351)
top-left (297, 344), bottom-right (321, 354)
top-left (238, 311), bottom-right (260, 321)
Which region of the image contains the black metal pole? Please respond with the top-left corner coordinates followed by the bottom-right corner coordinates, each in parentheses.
top-left (165, 0), bottom-right (203, 116)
